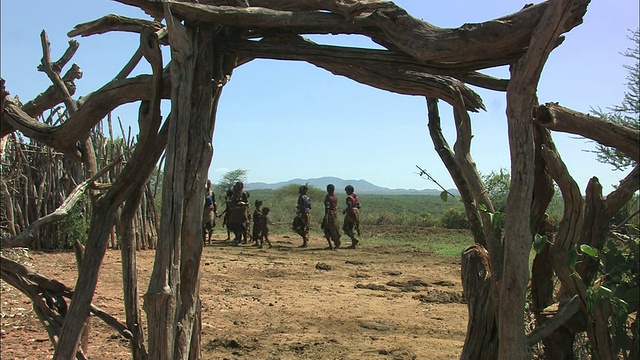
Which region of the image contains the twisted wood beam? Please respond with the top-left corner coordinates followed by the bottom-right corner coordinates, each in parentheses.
top-left (535, 102), bottom-right (640, 164)
top-left (115, 0), bottom-right (587, 69)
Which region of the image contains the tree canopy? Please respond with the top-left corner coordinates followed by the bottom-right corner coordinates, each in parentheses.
top-left (591, 29), bottom-right (640, 171)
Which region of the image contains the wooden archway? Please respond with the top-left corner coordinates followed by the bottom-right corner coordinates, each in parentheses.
top-left (2, 1), bottom-right (638, 359)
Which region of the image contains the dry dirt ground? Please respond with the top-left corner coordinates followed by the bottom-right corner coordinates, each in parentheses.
top-left (1, 232), bottom-right (467, 359)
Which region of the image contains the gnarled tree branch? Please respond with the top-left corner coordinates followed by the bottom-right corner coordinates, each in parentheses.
top-left (535, 102), bottom-right (640, 164)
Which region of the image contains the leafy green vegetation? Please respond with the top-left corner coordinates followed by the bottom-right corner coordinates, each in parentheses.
top-left (211, 185), bottom-right (473, 258)
top-left (214, 169), bottom-right (249, 193)
top-left (228, 187), bottom-right (466, 230)
top-left (55, 199), bottom-right (90, 249)
top-left (440, 207), bottom-right (470, 229)
top-left (582, 235), bottom-right (639, 357)
top-left (590, 29), bottom-right (639, 171)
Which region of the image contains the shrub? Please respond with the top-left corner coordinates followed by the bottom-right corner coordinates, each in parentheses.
top-left (440, 207), bottom-right (469, 229)
top-left (413, 212), bottom-right (438, 227)
top-left (55, 205), bottom-right (90, 249)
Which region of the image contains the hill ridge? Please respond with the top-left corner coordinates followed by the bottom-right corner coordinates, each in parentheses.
top-left (245, 176), bottom-right (458, 196)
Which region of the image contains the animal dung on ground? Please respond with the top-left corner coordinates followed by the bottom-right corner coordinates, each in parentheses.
top-left (315, 262), bottom-right (332, 271)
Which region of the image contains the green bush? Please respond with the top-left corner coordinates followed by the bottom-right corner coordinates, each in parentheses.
top-left (224, 188), bottom-right (465, 231)
top-left (440, 207), bottom-right (469, 229)
top-left (412, 212), bottom-right (439, 227)
top-left (55, 205), bottom-right (90, 249)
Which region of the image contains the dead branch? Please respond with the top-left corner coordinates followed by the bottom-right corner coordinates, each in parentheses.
top-left (603, 165), bottom-right (640, 218)
top-left (22, 64), bottom-right (83, 119)
top-left (68, 14), bottom-right (164, 38)
top-left (218, 37), bottom-right (508, 92)
top-left (0, 256), bottom-right (133, 340)
top-left (2, 71), bottom-right (172, 153)
top-left (527, 296), bottom-right (581, 346)
top-left (39, 31), bottom-right (78, 113)
top-left (543, 142), bottom-right (617, 359)
top-left (425, 98), bottom-right (485, 246)
top-left (535, 102), bottom-right (640, 164)
top-left (115, 0), bottom-right (574, 69)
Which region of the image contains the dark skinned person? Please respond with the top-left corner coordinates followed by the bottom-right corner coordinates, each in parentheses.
top-left (228, 181), bottom-right (250, 245)
top-left (203, 179), bottom-right (218, 245)
top-left (322, 184), bottom-right (342, 250)
top-left (343, 185), bottom-right (361, 249)
top-left (293, 185), bottom-right (311, 248)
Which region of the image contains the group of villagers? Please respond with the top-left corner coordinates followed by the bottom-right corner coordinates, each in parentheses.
top-left (294, 184), bottom-right (361, 250)
top-left (203, 181), bottom-right (361, 250)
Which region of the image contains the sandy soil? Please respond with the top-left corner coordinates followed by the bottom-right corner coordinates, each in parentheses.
top-left (1, 233), bottom-right (467, 359)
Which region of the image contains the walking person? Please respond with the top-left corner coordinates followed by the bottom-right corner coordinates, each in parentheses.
top-left (251, 200), bottom-right (263, 246)
top-left (257, 207), bottom-right (273, 249)
top-left (322, 184), bottom-right (341, 250)
top-left (342, 185), bottom-right (361, 249)
top-left (293, 185), bottom-right (311, 248)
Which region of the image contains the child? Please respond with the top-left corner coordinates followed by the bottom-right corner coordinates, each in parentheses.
top-left (252, 200), bottom-right (263, 246)
top-left (258, 207), bottom-right (273, 249)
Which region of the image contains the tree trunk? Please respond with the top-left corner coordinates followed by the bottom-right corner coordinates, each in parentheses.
top-left (54, 200), bottom-right (120, 359)
top-left (425, 94), bottom-right (503, 358)
top-left (54, 26), bottom-right (167, 358)
top-left (143, 9), bottom-right (223, 358)
top-left (426, 98), bottom-right (485, 247)
top-left (119, 194), bottom-right (148, 360)
top-left (540, 137), bottom-right (631, 360)
top-left (500, 1), bottom-right (587, 357)
top-left (531, 215), bottom-right (576, 359)
top-left (461, 245), bottom-right (499, 360)
top-left (73, 241), bottom-right (91, 355)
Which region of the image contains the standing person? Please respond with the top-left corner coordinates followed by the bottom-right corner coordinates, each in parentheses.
top-left (293, 184), bottom-right (311, 248)
top-left (228, 181), bottom-right (250, 245)
top-left (322, 184), bottom-right (341, 250)
top-left (257, 207), bottom-right (273, 249)
top-left (343, 185), bottom-right (361, 249)
top-left (251, 200), bottom-right (263, 246)
top-left (203, 180), bottom-right (218, 245)
top-left (220, 189), bottom-right (234, 241)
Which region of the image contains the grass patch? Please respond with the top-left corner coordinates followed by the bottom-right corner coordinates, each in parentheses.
top-left (364, 227), bottom-right (472, 258)
top-left (429, 241), bottom-right (470, 258)
top-left (210, 224), bottom-right (472, 258)
top-left (366, 234), bottom-right (433, 249)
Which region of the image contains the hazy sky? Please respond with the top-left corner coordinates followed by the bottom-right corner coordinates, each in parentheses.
top-left (2, 1), bottom-right (638, 193)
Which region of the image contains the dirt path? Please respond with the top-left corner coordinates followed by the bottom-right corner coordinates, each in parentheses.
top-left (1, 234), bottom-right (467, 359)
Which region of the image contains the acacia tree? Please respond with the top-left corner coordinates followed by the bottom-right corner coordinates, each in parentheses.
top-left (591, 29), bottom-right (639, 171)
top-left (2, 1), bottom-right (639, 359)
top-left (216, 168), bottom-right (249, 193)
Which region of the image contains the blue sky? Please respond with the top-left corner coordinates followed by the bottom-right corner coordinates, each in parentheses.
top-left (2, 1), bottom-right (638, 193)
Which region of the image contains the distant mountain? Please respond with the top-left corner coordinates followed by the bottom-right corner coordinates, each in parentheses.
top-left (245, 176), bottom-right (459, 196)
